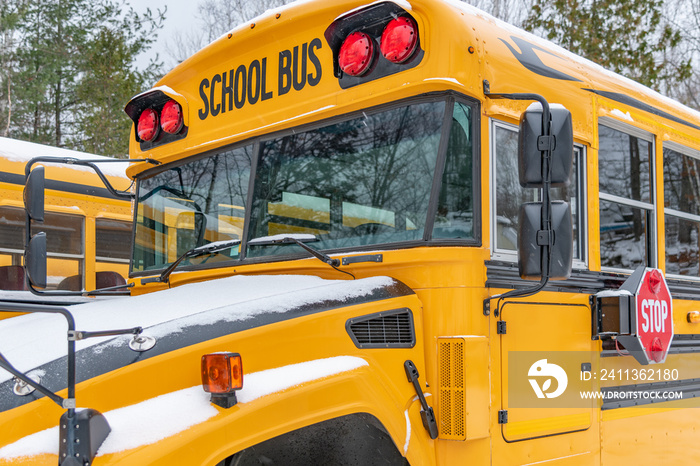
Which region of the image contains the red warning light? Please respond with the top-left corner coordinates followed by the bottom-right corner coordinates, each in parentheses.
top-left (648, 269), bottom-right (662, 294)
top-left (380, 17), bottom-right (418, 63)
top-left (160, 100), bottom-right (184, 135)
top-left (338, 31), bottom-right (374, 77)
top-left (137, 108), bottom-right (159, 142)
top-left (649, 337), bottom-right (664, 363)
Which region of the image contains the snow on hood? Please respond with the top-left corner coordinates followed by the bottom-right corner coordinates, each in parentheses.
top-left (0, 275), bottom-right (394, 384)
top-left (0, 356), bottom-right (368, 459)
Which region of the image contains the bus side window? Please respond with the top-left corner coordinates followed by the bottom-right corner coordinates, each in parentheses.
top-left (433, 101), bottom-right (475, 240)
top-left (492, 122), bottom-right (527, 252)
top-left (598, 123), bottom-right (654, 270)
top-left (0, 206), bottom-right (26, 278)
top-left (663, 143), bottom-right (700, 277)
top-left (0, 206), bottom-right (84, 290)
top-left (96, 218), bottom-right (132, 286)
top-left (491, 120), bottom-right (584, 263)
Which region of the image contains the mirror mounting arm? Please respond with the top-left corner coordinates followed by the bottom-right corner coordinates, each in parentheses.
top-left (24, 156), bottom-right (160, 200)
top-left (0, 302), bottom-right (112, 464)
top-left (482, 81), bottom-right (555, 313)
top-left (23, 157), bottom-right (160, 296)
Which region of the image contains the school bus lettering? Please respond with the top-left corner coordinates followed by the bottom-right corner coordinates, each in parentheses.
top-left (278, 49), bottom-right (292, 96)
top-left (233, 64), bottom-right (246, 109)
top-left (260, 58), bottom-right (274, 101)
top-left (279, 38), bottom-right (322, 95)
top-left (307, 38), bottom-right (323, 86)
top-left (199, 39), bottom-right (322, 120)
top-left (198, 78), bottom-right (210, 120)
top-left (210, 73), bottom-right (222, 116)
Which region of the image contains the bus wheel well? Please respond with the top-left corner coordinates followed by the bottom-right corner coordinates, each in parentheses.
top-left (217, 413), bottom-right (409, 466)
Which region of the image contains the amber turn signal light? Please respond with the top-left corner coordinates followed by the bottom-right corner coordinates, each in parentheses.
top-left (201, 353), bottom-right (242, 408)
top-left (688, 311), bottom-right (700, 324)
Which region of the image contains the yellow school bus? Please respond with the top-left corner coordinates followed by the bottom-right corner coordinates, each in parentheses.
top-left (2, 0), bottom-right (700, 464)
top-left (0, 137), bottom-right (132, 294)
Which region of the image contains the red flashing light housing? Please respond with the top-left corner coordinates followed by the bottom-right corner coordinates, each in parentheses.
top-left (137, 108), bottom-right (159, 142)
top-left (160, 100), bottom-right (184, 134)
top-left (338, 31), bottom-right (375, 77)
top-left (649, 337), bottom-right (664, 362)
top-left (124, 89), bottom-right (188, 148)
top-left (325, 2), bottom-right (423, 89)
top-left (648, 269), bottom-right (662, 294)
top-left (380, 17), bottom-right (418, 63)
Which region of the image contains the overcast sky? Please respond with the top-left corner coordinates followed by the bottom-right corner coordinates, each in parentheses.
top-left (131, 0), bottom-right (199, 71)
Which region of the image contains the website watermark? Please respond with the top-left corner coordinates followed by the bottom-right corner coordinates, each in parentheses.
top-left (507, 351), bottom-right (690, 408)
top-left (579, 390), bottom-right (683, 400)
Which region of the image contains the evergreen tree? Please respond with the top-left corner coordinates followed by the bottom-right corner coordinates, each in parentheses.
top-left (72, 7), bottom-right (164, 157)
top-left (522, 0), bottom-right (691, 91)
top-left (0, 0), bottom-right (28, 137)
top-left (4, 0), bottom-right (164, 156)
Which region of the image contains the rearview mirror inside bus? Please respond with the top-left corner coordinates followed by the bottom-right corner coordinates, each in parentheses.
top-left (25, 232), bottom-right (47, 289)
top-left (24, 166), bottom-right (45, 222)
top-left (518, 201), bottom-right (573, 280)
top-left (519, 104), bottom-right (573, 187)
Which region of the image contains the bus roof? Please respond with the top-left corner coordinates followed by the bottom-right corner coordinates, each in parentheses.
top-left (0, 137), bottom-right (128, 179)
top-left (127, 0), bottom-right (700, 170)
top-left (440, 0), bottom-right (700, 122)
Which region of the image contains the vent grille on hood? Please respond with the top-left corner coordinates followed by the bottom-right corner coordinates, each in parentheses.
top-left (346, 308), bottom-right (415, 348)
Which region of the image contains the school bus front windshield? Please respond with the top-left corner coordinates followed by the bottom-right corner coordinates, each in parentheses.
top-left (132, 95), bottom-right (476, 274)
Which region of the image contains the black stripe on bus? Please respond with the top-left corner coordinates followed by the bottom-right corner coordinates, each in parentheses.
top-left (486, 260), bottom-right (700, 301)
top-left (601, 377), bottom-right (700, 410)
top-left (583, 89), bottom-right (700, 132)
top-left (0, 171), bottom-right (124, 201)
top-left (0, 278), bottom-right (414, 413)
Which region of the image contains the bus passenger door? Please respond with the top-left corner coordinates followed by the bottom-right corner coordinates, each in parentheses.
top-left (495, 299), bottom-right (600, 465)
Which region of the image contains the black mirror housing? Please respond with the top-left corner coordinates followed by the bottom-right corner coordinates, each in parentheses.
top-left (25, 232), bottom-right (47, 289)
top-left (24, 166), bottom-right (45, 222)
top-left (518, 201), bottom-right (573, 280)
top-left (518, 104), bottom-right (574, 188)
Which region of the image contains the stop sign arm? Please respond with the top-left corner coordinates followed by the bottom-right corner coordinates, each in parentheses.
top-left (592, 265), bottom-right (674, 365)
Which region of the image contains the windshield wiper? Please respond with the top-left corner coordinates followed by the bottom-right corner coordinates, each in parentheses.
top-left (143, 239), bottom-right (241, 284)
top-left (249, 234), bottom-right (339, 266)
top-left (249, 235), bottom-right (355, 279)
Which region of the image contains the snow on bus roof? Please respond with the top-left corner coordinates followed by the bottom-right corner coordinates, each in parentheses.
top-left (129, 85), bottom-right (182, 101)
top-left (0, 137), bottom-right (128, 178)
top-left (442, 0), bottom-right (700, 123)
top-left (334, 0), bottom-right (412, 21)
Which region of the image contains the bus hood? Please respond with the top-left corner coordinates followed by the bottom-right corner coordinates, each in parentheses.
top-left (0, 274), bottom-right (414, 413)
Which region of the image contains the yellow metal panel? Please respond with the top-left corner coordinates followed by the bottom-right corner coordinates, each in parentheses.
top-left (438, 336), bottom-right (489, 441)
top-left (601, 403), bottom-right (700, 464)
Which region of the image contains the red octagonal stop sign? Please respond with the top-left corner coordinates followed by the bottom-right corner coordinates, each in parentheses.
top-left (621, 267), bottom-right (674, 365)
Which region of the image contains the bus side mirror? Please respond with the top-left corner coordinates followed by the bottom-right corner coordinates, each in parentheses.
top-left (25, 232), bottom-right (47, 289)
top-left (517, 103), bottom-right (574, 281)
top-left (518, 201), bottom-right (572, 280)
top-left (24, 166), bottom-right (45, 222)
top-left (519, 105), bottom-right (574, 187)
